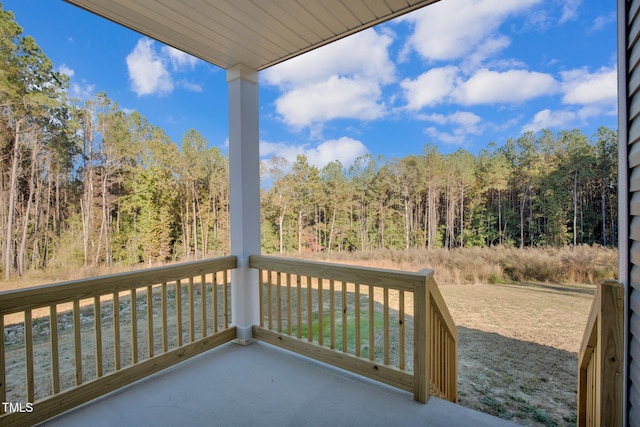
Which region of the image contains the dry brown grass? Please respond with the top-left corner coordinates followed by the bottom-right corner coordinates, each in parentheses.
top-left (441, 282), bottom-right (593, 426)
top-left (304, 245), bottom-right (618, 286)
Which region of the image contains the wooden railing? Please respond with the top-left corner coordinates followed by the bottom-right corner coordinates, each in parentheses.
top-left (0, 256), bottom-right (237, 427)
top-left (249, 255), bottom-right (457, 403)
top-left (577, 280), bottom-right (623, 427)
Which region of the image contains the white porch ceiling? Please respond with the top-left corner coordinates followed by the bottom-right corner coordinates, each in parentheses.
top-left (64, 0), bottom-right (440, 70)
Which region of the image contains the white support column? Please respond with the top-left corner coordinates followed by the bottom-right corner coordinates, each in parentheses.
top-left (227, 64), bottom-right (260, 344)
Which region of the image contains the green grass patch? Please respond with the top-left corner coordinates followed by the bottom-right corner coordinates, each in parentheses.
top-left (292, 309), bottom-right (385, 358)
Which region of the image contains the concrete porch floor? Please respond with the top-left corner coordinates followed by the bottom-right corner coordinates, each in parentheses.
top-left (40, 341), bottom-right (518, 427)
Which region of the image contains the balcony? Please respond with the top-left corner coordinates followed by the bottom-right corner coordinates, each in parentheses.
top-left (0, 255), bottom-right (516, 426)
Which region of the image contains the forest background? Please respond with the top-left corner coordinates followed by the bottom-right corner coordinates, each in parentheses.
top-left (0, 7), bottom-right (618, 284)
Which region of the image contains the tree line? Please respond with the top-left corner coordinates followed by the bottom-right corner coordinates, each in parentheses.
top-left (0, 6), bottom-right (618, 280)
top-left (262, 126), bottom-right (617, 254)
top-left (0, 7), bottom-right (229, 280)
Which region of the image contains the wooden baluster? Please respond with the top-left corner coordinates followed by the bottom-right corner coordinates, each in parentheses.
top-left (49, 305), bottom-right (60, 394)
top-left (73, 300), bottom-right (83, 384)
top-left (384, 288), bottom-right (390, 365)
top-left (399, 291), bottom-right (405, 370)
top-left (94, 297), bottom-right (103, 377)
top-left (176, 280), bottom-right (182, 347)
top-left (213, 272), bottom-right (219, 332)
top-left (307, 276), bottom-right (313, 342)
top-left (0, 315), bottom-right (5, 413)
top-left (161, 283), bottom-right (168, 352)
top-left (188, 278), bottom-right (195, 342)
top-left (368, 285), bottom-right (374, 361)
top-left (25, 309), bottom-right (35, 400)
top-left (286, 273), bottom-right (292, 335)
top-left (267, 270), bottom-right (273, 330)
top-left (355, 284), bottom-right (361, 357)
top-left (258, 270), bottom-right (264, 328)
top-left (318, 278), bottom-right (324, 346)
top-left (113, 292), bottom-right (121, 370)
top-left (342, 281), bottom-right (347, 352)
top-left (223, 270), bottom-right (229, 329)
top-left (201, 274), bottom-right (207, 337)
top-left (277, 272), bottom-right (283, 333)
top-left (147, 285), bottom-right (154, 357)
top-left (296, 275), bottom-right (302, 339)
top-left (131, 290), bottom-right (138, 364)
top-left (329, 279), bottom-right (335, 349)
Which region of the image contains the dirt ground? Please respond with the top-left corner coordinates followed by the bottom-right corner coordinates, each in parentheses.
top-left (439, 282), bottom-right (595, 426)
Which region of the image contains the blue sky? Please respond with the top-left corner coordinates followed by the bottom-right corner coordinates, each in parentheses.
top-left (4, 0), bottom-right (617, 170)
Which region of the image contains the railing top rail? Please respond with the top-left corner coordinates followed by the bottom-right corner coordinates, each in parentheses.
top-left (0, 256), bottom-right (237, 315)
top-left (249, 255), bottom-right (431, 292)
top-left (578, 285), bottom-right (601, 364)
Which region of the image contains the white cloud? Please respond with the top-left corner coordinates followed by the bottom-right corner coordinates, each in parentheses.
top-left (455, 69), bottom-right (559, 105)
top-left (522, 67), bottom-right (618, 132)
top-left (465, 36), bottom-right (512, 70)
top-left (561, 66), bottom-right (617, 105)
top-left (263, 29), bottom-right (395, 129)
top-left (274, 76), bottom-right (385, 128)
top-left (401, 66), bottom-right (459, 110)
top-left (422, 111), bottom-right (483, 146)
top-left (559, 0), bottom-right (581, 24)
top-left (422, 111), bottom-right (481, 130)
top-left (126, 38), bottom-right (204, 97)
top-left (306, 138), bottom-right (368, 168)
top-left (576, 104), bottom-right (617, 121)
top-left (522, 109), bottom-right (577, 132)
top-left (126, 39), bottom-right (174, 96)
top-left (402, 68), bottom-right (558, 109)
top-left (418, 113), bottom-right (448, 125)
top-left (177, 79), bottom-right (203, 92)
top-left (260, 137), bottom-right (368, 169)
top-left (450, 111), bottom-right (483, 131)
top-left (162, 45), bottom-right (199, 70)
top-left (590, 12), bottom-right (616, 32)
top-left (260, 141), bottom-right (304, 162)
top-left (58, 64), bottom-right (75, 78)
top-left (425, 127), bottom-right (468, 146)
top-left (70, 81), bottom-right (95, 100)
top-left (400, 0), bottom-right (541, 63)
top-left (56, 64), bottom-right (95, 100)
top-left (263, 29), bottom-right (395, 87)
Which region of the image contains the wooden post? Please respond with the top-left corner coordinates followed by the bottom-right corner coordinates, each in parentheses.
top-left (413, 274), bottom-right (430, 403)
top-left (598, 281), bottom-right (623, 425)
top-left (578, 280), bottom-right (623, 426)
